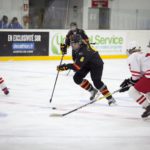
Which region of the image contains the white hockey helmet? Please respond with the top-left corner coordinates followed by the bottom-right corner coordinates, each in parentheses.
top-left (126, 41), bottom-right (141, 55)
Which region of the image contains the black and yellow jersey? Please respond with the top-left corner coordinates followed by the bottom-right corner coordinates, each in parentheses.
top-left (71, 45), bottom-right (103, 71)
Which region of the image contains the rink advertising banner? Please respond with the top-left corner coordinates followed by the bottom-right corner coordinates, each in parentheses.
top-left (0, 31), bottom-right (49, 56)
top-left (87, 30), bottom-right (127, 55)
top-left (49, 30), bottom-right (127, 55)
top-left (49, 30), bottom-right (71, 55)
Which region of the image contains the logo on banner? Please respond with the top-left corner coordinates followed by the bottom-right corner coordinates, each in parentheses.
top-left (12, 42), bottom-right (35, 50)
top-left (51, 33), bottom-right (65, 55)
top-left (12, 42), bottom-right (35, 53)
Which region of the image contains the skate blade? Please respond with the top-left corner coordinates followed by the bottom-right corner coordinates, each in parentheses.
top-left (142, 116), bottom-right (150, 121)
top-left (142, 118), bottom-right (149, 121)
top-left (109, 102), bottom-right (117, 106)
top-left (92, 93), bottom-right (101, 101)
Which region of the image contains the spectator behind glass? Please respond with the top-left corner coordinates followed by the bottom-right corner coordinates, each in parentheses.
top-left (8, 17), bottom-right (23, 29)
top-left (0, 15), bottom-right (8, 28)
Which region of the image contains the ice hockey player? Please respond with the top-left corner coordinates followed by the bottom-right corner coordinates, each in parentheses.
top-left (61, 22), bottom-right (90, 61)
top-left (119, 41), bottom-right (150, 118)
top-left (0, 76), bottom-right (9, 95)
top-left (57, 34), bottom-right (116, 105)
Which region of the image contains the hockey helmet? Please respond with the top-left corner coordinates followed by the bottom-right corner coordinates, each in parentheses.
top-left (126, 41), bottom-right (141, 55)
top-left (70, 22), bottom-right (77, 31)
top-left (70, 34), bottom-right (82, 44)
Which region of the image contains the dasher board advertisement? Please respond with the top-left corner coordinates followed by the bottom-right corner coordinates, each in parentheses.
top-left (0, 31), bottom-right (49, 56)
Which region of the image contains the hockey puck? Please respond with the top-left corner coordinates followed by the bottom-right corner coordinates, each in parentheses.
top-left (52, 107), bottom-right (56, 110)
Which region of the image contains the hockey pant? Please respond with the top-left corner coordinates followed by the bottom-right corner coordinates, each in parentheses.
top-left (73, 66), bottom-right (113, 100)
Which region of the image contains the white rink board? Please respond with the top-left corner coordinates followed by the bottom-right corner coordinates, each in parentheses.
top-left (49, 30), bottom-right (150, 55)
top-left (0, 29), bottom-right (150, 57)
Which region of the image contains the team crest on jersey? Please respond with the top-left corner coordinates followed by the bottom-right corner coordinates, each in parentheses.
top-left (80, 57), bottom-right (84, 62)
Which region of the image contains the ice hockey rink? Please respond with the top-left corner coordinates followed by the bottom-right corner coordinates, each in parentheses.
top-left (0, 59), bottom-right (150, 150)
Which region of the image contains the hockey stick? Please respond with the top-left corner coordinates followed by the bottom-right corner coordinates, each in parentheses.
top-left (66, 69), bottom-right (71, 76)
top-left (50, 88), bottom-right (123, 117)
top-left (50, 54), bottom-right (64, 103)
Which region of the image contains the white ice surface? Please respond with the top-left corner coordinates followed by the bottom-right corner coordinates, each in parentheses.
top-left (0, 59), bottom-right (150, 150)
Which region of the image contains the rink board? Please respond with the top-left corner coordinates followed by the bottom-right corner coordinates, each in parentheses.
top-left (0, 29), bottom-right (150, 61)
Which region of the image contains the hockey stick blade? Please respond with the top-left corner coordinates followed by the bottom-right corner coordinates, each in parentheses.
top-left (49, 87), bottom-right (127, 117)
top-left (50, 113), bottom-right (64, 117)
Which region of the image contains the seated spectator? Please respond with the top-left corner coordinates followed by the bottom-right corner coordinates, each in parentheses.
top-left (0, 15), bottom-right (8, 28)
top-left (8, 17), bottom-right (23, 29)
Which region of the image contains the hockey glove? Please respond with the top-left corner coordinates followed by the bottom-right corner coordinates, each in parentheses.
top-left (57, 63), bottom-right (72, 71)
top-left (119, 78), bottom-right (138, 92)
top-left (60, 44), bottom-right (67, 55)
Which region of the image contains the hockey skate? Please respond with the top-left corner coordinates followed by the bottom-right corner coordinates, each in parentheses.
top-left (141, 105), bottom-right (150, 118)
top-left (108, 97), bottom-right (117, 106)
top-left (2, 87), bottom-right (9, 95)
top-left (90, 88), bottom-right (98, 100)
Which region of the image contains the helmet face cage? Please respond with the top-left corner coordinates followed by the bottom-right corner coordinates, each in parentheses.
top-left (126, 41), bottom-right (141, 55)
top-left (126, 47), bottom-right (141, 55)
top-left (70, 34), bottom-right (82, 44)
top-left (70, 34), bottom-right (82, 50)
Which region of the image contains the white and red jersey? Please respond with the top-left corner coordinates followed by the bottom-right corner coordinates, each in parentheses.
top-left (127, 52), bottom-right (150, 80)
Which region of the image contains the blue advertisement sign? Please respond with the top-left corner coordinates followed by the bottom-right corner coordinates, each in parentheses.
top-left (0, 31), bottom-right (49, 56)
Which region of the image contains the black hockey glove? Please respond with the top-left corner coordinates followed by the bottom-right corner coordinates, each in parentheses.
top-left (119, 78), bottom-right (138, 92)
top-left (60, 44), bottom-right (67, 55)
top-left (57, 63), bottom-right (72, 71)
